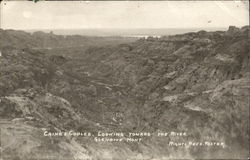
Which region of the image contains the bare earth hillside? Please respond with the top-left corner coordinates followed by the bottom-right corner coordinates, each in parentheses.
top-left (0, 26), bottom-right (249, 159)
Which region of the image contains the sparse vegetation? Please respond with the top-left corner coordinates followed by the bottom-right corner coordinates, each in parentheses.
top-left (0, 26), bottom-right (249, 159)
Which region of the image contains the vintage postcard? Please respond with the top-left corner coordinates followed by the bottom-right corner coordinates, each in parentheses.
top-left (0, 1), bottom-right (249, 159)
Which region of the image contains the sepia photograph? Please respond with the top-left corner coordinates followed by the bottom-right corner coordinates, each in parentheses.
top-left (0, 1), bottom-right (249, 159)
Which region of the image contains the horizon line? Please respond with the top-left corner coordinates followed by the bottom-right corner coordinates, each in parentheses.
top-left (17, 27), bottom-right (230, 31)
top-left (5, 26), bottom-right (250, 31)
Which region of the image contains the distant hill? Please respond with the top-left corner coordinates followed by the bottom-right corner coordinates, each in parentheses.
top-left (25, 27), bottom-right (228, 37)
top-left (0, 28), bottom-right (137, 49)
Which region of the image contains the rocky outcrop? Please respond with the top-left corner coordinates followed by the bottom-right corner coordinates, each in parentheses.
top-left (77, 26), bottom-right (249, 158)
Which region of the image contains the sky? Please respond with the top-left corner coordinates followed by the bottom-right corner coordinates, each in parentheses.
top-left (0, 1), bottom-right (249, 30)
